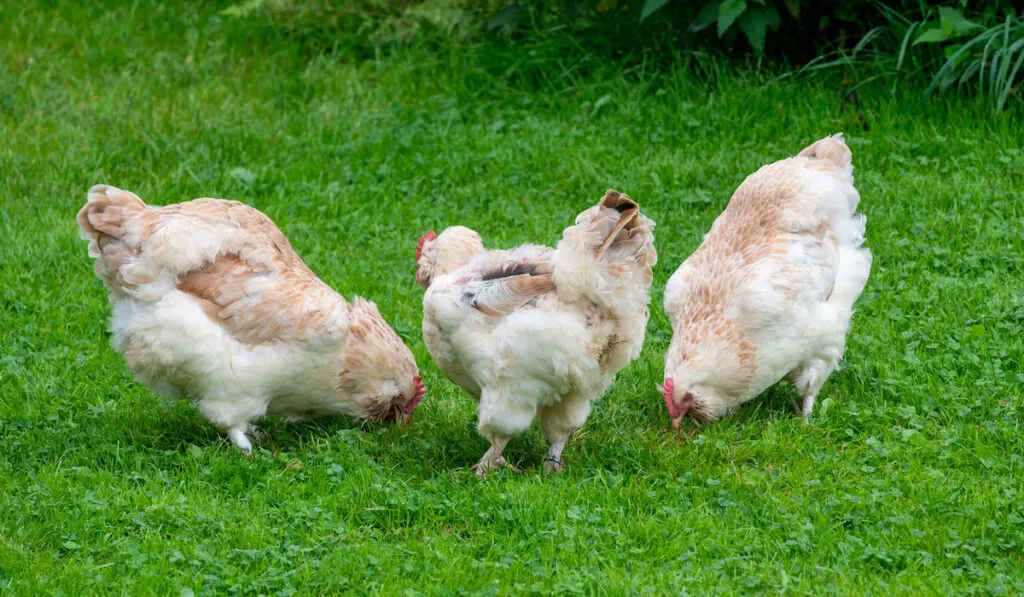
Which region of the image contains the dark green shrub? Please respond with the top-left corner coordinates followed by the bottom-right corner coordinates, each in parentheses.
top-left (918, 10), bottom-right (1024, 112)
top-left (221, 0), bottom-right (1023, 109)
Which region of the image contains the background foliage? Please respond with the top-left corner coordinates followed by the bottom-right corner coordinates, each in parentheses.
top-left (224, 0), bottom-right (1024, 111)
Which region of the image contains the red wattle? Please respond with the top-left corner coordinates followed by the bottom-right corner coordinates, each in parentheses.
top-left (662, 377), bottom-right (680, 419)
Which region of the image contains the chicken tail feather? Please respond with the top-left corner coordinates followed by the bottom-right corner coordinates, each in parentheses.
top-left (584, 189), bottom-right (656, 271)
top-left (553, 189), bottom-right (656, 311)
top-left (77, 185), bottom-right (146, 257)
top-left (78, 185), bottom-right (150, 292)
top-left (798, 133), bottom-right (853, 186)
top-left (798, 133), bottom-right (850, 166)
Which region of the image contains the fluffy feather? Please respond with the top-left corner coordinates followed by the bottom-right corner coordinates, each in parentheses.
top-left (662, 134), bottom-right (871, 426)
top-left (78, 185), bottom-right (423, 452)
top-left (417, 190), bottom-right (656, 473)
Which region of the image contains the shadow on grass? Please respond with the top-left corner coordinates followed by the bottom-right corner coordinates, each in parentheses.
top-left (58, 396), bottom-right (492, 474)
top-left (3, 378), bottom-right (816, 484)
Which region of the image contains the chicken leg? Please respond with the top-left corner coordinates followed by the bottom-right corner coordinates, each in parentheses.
top-left (197, 396), bottom-right (266, 455)
top-left (543, 437), bottom-right (567, 474)
top-left (227, 425), bottom-right (254, 454)
top-left (539, 394), bottom-right (589, 474)
top-left (788, 357), bottom-right (835, 425)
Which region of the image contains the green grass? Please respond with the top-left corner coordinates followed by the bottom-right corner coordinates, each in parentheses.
top-left (2, 1), bottom-right (1023, 594)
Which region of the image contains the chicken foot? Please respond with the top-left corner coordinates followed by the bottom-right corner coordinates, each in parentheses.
top-left (790, 397), bottom-right (815, 425)
top-left (474, 436), bottom-right (520, 476)
top-left (788, 359), bottom-right (833, 425)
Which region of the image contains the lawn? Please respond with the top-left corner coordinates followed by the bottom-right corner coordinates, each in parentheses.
top-left (1, 1), bottom-right (1023, 594)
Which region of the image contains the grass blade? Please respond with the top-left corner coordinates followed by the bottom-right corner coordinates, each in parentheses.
top-left (958, 60), bottom-right (981, 85)
top-left (853, 27), bottom-right (884, 55)
top-left (924, 26), bottom-right (1000, 98)
top-left (978, 32), bottom-right (999, 95)
top-left (996, 37), bottom-right (1024, 112)
top-left (897, 21), bottom-right (920, 71)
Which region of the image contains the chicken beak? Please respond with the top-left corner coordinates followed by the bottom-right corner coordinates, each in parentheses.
top-left (671, 416), bottom-right (683, 430)
top-left (401, 412), bottom-right (412, 427)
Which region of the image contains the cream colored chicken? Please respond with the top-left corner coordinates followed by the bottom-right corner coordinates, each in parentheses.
top-left (662, 134), bottom-right (872, 427)
top-left (78, 185), bottom-right (424, 452)
top-left (416, 191), bottom-right (656, 474)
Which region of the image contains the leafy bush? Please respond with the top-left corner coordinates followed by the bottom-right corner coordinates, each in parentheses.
top-left (920, 12), bottom-right (1024, 112)
top-left (221, 0), bottom-right (1024, 110)
top-left (776, 4), bottom-right (1024, 112)
top-left (220, 0), bottom-right (474, 57)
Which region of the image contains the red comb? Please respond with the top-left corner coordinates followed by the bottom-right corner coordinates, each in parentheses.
top-left (662, 377), bottom-right (680, 419)
top-left (416, 231), bottom-right (437, 261)
top-left (408, 375), bottom-right (426, 412)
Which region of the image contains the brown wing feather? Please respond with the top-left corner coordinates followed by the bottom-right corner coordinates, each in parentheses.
top-left (469, 259), bottom-right (555, 317)
top-left (146, 200), bottom-right (346, 345)
top-left (174, 251), bottom-right (346, 346)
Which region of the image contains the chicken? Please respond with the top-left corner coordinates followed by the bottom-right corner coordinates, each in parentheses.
top-left (661, 134), bottom-right (872, 427)
top-left (77, 185), bottom-right (425, 452)
top-left (416, 190), bottom-right (656, 474)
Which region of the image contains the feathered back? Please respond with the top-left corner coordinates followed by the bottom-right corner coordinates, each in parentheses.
top-left (552, 189), bottom-right (656, 312)
top-left (77, 185), bottom-right (351, 344)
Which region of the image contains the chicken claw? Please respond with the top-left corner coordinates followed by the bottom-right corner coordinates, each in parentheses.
top-left (474, 437), bottom-right (520, 476)
top-left (474, 456), bottom-right (522, 477)
top-left (543, 456), bottom-right (564, 474)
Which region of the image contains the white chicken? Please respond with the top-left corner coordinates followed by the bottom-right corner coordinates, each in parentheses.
top-left (416, 190), bottom-right (656, 474)
top-left (661, 134), bottom-right (871, 427)
top-left (78, 185), bottom-right (425, 452)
